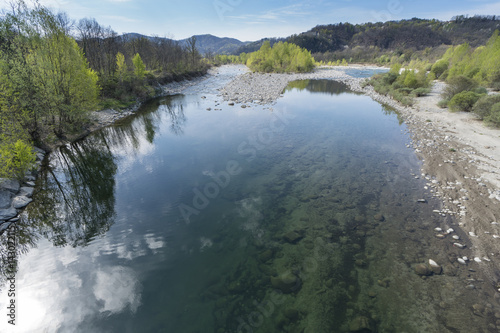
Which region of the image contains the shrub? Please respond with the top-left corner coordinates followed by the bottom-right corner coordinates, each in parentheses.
top-left (486, 103), bottom-right (500, 126)
top-left (412, 87), bottom-right (431, 97)
top-left (448, 91), bottom-right (482, 112)
top-left (473, 95), bottom-right (500, 119)
top-left (0, 140), bottom-right (36, 180)
top-left (438, 99), bottom-right (449, 108)
top-left (442, 75), bottom-right (479, 100)
top-left (490, 72), bottom-right (500, 91)
top-left (430, 59), bottom-right (449, 79)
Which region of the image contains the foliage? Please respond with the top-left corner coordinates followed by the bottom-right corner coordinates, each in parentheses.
top-left (486, 102), bottom-right (500, 126)
top-left (436, 31), bottom-right (500, 88)
top-left (246, 41), bottom-right (315, 73)
top-left (132, 53), bottom-right (146, 80)
top-left (448, 91), bottom-right (483, 112)
top-left (472, 94), bottom-right (500, 119)
top-left (0, 140), bottom-right (36, 180)
top-left (441, 75), bottom-right (479, 100)
top-left (430, 59), bottom-right (448, 79)
top-left (367, 64), bottom-right (432, 106)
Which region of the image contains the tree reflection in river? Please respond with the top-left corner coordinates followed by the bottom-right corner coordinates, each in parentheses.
top-left (27, 131), bottom-right (117, 247)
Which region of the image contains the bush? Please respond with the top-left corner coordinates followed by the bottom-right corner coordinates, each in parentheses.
top-left (412, 87), bottom-right (431, 97)
top-left (0, 140), bottom-right (36, 180)
top-left (448, 91), bottom-right (482, 112)
top-left (442, 75), bottom-right (479, 100)
top-left (486, 103), bottom-right (500, 126)
top-left (473, 94), bottom-right (500, 119)
top-left (430, 59), bottom-right (448, 79)
top-left (438, 99), bottom-right (449, 108)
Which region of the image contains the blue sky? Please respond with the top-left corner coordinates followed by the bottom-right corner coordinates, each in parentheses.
top-left (7, 0), bottom-right (500, 41)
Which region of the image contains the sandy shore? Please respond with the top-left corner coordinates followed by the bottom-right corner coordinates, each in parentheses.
top-left (218, 65), bottom-right (500, 285)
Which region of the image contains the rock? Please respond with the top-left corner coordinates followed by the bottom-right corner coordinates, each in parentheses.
top-left (428, 259), bottom-right (442, 275)
top-left (271, 272), bottom-right (301, 293)
top-left (284, 308), bottom-right (299, 321)
top-left (19, 187), bottom-right (34, 198)
top-left (0, 178), bottom-right (20, 194)
top-left (0, 222), bottom-right (12, 233)
top-left (26, 181), bottom-right (36, 187)
top-left (443, 264), bottom-right (458, 276)
top-left (349, 316), bottom-right (373, 332)
top-left (415, 263), bottom-right (432, 276)
top-left (258, 249), bottom-right (273, 262)
top-left (373, 213), bottom-right (385, 222)
top-left (0, 190), bottom-right (12, 209)
top-left (228, 102), bottom-right (235, 106)
top-left (283, 231), bottom-right (302, 244)
top-left (0, 207), bottom-right (17, 221)
top-left (12, 196), bottom-right (32, 209)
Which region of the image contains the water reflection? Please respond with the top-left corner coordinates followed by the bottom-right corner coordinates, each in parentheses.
top-left (27, 133), bottom-right (117, 247)
top-left (285, 79), bottom-right (358, 95)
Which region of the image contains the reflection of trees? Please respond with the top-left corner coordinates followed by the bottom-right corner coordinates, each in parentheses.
top-left (27, 131), bottom-right (117, 247)
top-left (285, 79), bottom-right (354, 95)
top-left (160, 95), bottom-right (187, 136)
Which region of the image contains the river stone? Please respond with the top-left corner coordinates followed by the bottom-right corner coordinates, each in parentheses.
top-left (12, 196), bottom-right (32, 209)
top-left (283, 231), bottom-right (302, 244)
top-left (373, 213), bottom-right (385, 222)
top-left (19, 187), bottom-right (34, 198)
top-left (0, 190), bottom-right (12, 209)
top-left (258, 249), bottom-right (273, 262)
top-left (415, 263), bottom-right (432, 276)
top-left (0, 222), bottom-right (12, 233)
top-left (270, 272), bottom-right (301, 293)
top-left (0, 178), bottom-right (20, 194)
top-left (0, 207), bottom-right (17, 221)
top-left (349, 316), bottom-right (373, 332)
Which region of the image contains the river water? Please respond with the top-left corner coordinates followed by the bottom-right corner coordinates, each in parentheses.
top-left (0, 71), bottom-right (497, 332)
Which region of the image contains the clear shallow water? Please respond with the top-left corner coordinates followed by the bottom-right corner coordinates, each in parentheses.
top-left (0, 78), bottom-right (496, 332)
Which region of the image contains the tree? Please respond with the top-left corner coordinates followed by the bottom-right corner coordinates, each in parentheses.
top-left (132, 53), bottom-right (146, 80)
top-left (116, 52), bottom-right (127, 82)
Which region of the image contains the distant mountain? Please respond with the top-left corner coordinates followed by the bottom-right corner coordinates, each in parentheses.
top-left (179, 34), bottom-right (249, 55)
top-left (119, 33), bottom-right (248, 55)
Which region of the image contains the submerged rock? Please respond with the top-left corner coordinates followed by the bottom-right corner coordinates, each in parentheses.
top-left (415, 263), bottom-right (432, 276)
top-left (270, 272), bottom-right (301, 293)
top-left (349, 316), bottom-right (373, 332)
top-left (283, 231), bottom-right (302, 244)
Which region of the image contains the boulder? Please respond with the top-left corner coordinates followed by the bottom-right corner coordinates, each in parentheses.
top-left (0, 207), bottom-right (17, 221)
top-left (12, 196), bottom-right (32, 209)
top-left (0, 178), bottom-right (20, 194)
top-left (0, 190), bottom-right (12, 209)
top-left (19, 187), bottom-right (34, 198)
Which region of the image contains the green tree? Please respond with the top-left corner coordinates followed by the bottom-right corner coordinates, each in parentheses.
top-left (132, 53), bottom-right (146, 80)
top-left (116, 52), bottom-right (127, 83)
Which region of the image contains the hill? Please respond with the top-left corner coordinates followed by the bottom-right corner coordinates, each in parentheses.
top-left (120, 33), bottom-right (248, 55)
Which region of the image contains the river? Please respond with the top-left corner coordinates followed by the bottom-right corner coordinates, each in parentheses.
top-left (0, 70), bottom-right (497, 332)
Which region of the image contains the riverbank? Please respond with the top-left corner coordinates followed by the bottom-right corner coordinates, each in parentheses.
top-left (219, 65), bottom-right (500, 290)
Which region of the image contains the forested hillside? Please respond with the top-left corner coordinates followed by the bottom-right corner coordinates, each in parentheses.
top-left (236, 16), bottom-right (500, 63)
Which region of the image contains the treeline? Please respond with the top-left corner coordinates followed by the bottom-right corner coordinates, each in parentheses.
top-left (0, 1), bottom-right (207, 180)
top-left (235, 16), bottom-right (500, 65)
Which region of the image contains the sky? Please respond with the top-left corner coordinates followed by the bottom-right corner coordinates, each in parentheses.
top-left (2, 0), bottom-right (500, 41)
